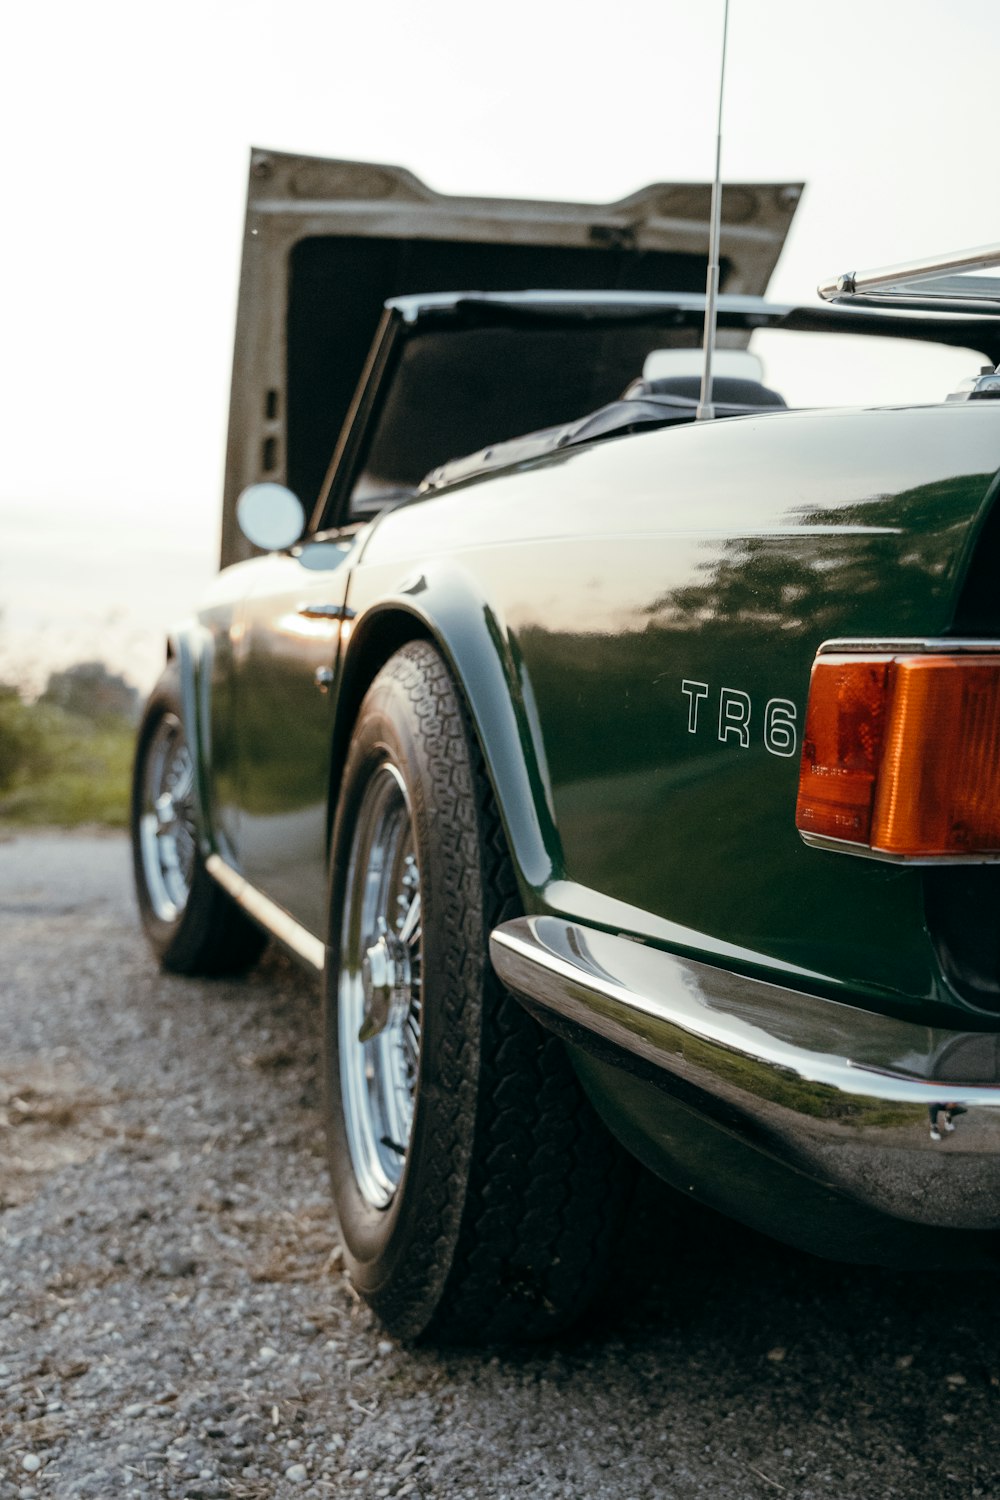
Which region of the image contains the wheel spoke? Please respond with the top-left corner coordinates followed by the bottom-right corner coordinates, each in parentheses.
top-left (397, 890), bottom-right (420, 946)
top-left (339, 762), bottom-right (422, 1210)
top-left (139, 714), bottom-right (195, 924)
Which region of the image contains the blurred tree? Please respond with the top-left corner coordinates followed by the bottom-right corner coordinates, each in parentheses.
top-left (40, 661), bottom-right (139, 724)
top-left (0, 682), bottom-right (43, 792)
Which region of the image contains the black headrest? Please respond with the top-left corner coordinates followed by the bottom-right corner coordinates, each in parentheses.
top-left (623, 374), bottom-right (786, 408)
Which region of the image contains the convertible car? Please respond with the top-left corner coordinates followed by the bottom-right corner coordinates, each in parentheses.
top-left (133, 152), bottom-right (1000, 1343)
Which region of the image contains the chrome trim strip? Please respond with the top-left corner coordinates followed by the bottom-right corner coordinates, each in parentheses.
top-left (817, 636), bottom-right (1000, 657)
top-left (297, 603), bottom-right (356, 620)
top-left (799, 831), bottom-right (1000, 866)
top-left (491, 915), bottom-right (1000, 1230)
top-left (205, 854), bottom-right (325, 972)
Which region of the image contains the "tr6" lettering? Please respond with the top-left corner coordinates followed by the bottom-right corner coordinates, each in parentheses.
top-left (681, 680), bottom-right (798, 758)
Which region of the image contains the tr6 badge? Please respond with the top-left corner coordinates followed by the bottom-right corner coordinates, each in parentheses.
top-left (681, 680), bottom-right (798, 758)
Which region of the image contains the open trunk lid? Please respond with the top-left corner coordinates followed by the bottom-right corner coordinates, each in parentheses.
top-left (221, 148), bottom-right (802, 566)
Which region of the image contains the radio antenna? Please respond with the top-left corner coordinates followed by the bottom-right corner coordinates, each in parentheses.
top-left (697, 0), bottom-right (731, 421)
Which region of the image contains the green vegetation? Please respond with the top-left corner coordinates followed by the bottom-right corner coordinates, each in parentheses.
top-left (0, 663), bottom-right (138, 828)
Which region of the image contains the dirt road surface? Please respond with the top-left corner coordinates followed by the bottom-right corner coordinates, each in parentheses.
top-left (2, 830), bottom-right (1000, 1498)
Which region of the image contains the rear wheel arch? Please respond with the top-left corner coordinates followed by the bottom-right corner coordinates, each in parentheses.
top-left (325, 605), bottom-right (435, 856)
top-left (160, 623), bottom-right (216, 853)
top-left (328, 591), bottom-right (560, 895)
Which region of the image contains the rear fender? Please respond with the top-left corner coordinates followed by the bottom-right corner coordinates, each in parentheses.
top-left (332, 561), bottom-right (560, 896)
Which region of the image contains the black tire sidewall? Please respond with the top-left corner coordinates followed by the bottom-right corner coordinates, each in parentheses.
top-left (324, 649), bottom-right (486, 1324)
top-left (131, 666), bottom-right (264, 976)
top-left (131, 667), bottom-right (192, 961)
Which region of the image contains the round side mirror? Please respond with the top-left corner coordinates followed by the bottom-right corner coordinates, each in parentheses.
top-left (236, 483), bottom-right (306, 552)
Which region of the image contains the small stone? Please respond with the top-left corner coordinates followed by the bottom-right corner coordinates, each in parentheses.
top-left (158, 1253), bottom-right (198, 1279)
top-left (945, 1372), bottom-right (966, 1386)
top-left (21, 1455), bottom-right (41, 1474)
top-left (766, 1347), bottom-right (786, 1363)
top-left (895, 1354), bottom-right (914, 1370)
top-left (258, 1346), bottom-right (279, 1363)
top-left (377, 1341), bottom-right (394, 1356)
top-left (285, 1463), bottom-right (309, 1482)
top-left (123, 1401), bottom-right (146, 1417)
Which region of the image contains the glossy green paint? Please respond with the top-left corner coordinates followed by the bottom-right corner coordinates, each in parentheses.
top-left (175, 392), bottom-right (1000, 1251)
top-left (180, 538), bottom-right (357, 936)
top-left (335, 567), bottom-right (562, 891)
top-left (231, 540), bottom-right (356, 935)
top-left (354, 402), bottom-right (1000, 1022)
top-left (182, 398), bottom-right (1000, 1025)
top-left (171, 566), bottom-right (251, 868)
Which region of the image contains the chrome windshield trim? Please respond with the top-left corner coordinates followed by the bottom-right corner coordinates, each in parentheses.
top-left (491, 915), bottom-right (1000, 1230)
top-left (205, 854), bottom-right (325, 973)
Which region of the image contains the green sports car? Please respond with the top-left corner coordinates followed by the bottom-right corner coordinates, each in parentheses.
top-left (133, 152), bottom-right (1000, 1342)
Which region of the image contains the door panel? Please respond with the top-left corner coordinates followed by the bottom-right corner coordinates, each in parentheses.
top-left (234, 538), bottom-right (354, 936)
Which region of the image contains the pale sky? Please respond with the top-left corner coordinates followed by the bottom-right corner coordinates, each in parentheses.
top-left (2, 0), bottom-right (998, 693)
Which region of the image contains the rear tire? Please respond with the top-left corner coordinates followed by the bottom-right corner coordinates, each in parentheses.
top-left (131, 665), bottom-right (267, 976)
top-left (324, 641), bottom-right (633, 1343)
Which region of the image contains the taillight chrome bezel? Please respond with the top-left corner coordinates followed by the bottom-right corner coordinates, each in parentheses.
top-left (797, 637), bottom-right (1000, 864)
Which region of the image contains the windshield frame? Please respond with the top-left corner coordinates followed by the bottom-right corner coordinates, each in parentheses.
top-left (311, 290), bottom-right (1000, 533)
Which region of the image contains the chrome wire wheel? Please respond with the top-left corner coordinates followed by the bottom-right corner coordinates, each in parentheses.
top-left (137, 712), bottom-right (197, 924)
top-left (324, 642), bottom-right (632, 1342)
top-left (132, 667), bottom-right (267, 975)
top-left (338, 760), bottom-right (423, 1211)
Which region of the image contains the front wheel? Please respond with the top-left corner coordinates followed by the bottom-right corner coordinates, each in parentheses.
top-left (324, 641), bottom-right (633, 1343)
top-left (131, 665), bottom-right (267, 975)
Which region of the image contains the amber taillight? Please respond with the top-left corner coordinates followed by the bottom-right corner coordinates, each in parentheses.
top-left (796, 651), bottom-right (1000, 859)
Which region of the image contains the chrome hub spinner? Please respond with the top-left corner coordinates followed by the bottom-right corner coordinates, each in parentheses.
top-left (359, 919), bottom-right (412, 1043)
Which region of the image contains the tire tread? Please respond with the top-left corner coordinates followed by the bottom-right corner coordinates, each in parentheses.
top-left (347, 642), bottom-right (632, 1343)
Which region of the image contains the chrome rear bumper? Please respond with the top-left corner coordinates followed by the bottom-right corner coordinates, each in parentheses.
top-left (490, 916), bottom-right (1000, 1231)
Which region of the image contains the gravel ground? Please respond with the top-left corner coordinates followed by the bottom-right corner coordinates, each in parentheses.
top-left (3, 830), bottom-right (1000, 1500)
